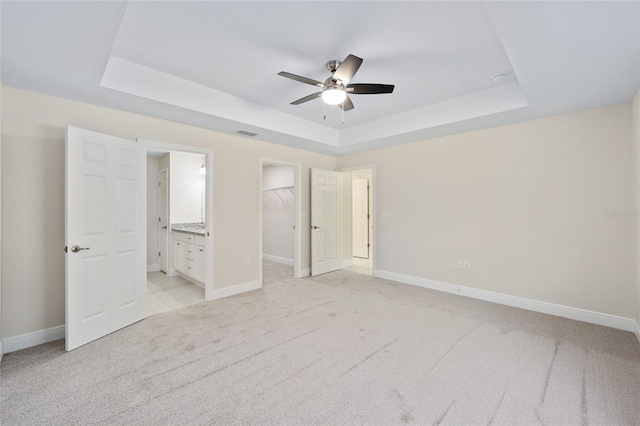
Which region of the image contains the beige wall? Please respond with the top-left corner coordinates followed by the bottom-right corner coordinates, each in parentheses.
top-left (1, 84), bottom-right (637, 340)
top-left (1, 86), bottom-right (335, 338)
top-left (633, 89), bottom-right (640, 325)
top-left (338, 103), bottom-right (636, 319)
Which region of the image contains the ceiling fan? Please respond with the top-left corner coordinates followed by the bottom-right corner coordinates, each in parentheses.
top-left (278, 54), bottom-right (395, 111)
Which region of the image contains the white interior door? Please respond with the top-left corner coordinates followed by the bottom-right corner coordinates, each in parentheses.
top-left (65, 126), bottom-right (146, 351)
top-left (158, 169), bottom-right (169, 272)
top-left (311, 168), bottom-right (342, 276)
top-left (352, 178), bottom-right (369, 258)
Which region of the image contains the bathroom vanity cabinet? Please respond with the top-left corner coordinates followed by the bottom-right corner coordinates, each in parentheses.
top-left (173, 231), bottom-right (206, 284)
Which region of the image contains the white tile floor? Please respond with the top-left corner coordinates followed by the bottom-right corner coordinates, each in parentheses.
top-left (147, 271), bottom-right (205, 316)
top-left (343, 256), bottom-right (372, 275)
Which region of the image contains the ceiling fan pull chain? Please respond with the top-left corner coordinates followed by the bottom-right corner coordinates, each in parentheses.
top-left (323, 101), bottom-right (326, 121)
top-left (342, 101), bottom-right (345, 124)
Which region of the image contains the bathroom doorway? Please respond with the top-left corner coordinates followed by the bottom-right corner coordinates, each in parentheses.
top-left (144, 141), bottom-right (214, 315)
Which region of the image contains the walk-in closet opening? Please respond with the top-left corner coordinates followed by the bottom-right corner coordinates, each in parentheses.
top-left (261, 161), bottom-right (300, 284)
top-left (146, 149), bottom-right (208, 315)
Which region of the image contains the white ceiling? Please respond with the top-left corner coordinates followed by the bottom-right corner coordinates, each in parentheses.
top-left (2, 1), bottom-right (639, 155)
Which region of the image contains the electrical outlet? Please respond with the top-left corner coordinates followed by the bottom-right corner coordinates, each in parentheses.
top-left (244, 258), bottom-right (250, 267)
top-left (463, 261), bottom-right (470, 270)
top-left (456, 259), bottom-right (463, 269)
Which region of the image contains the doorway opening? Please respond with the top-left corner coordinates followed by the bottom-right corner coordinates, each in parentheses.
top-left (260, 159), bottom-right (302, 285)
top-left (145, 145), bottom-right (213, 316)
top-left (341, 167), bottom-right (374, 276)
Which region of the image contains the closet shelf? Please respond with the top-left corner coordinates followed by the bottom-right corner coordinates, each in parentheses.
top-left (262, 186), bottom-right (294, 203)
top-left (262, 186), bottom-right (294, 192)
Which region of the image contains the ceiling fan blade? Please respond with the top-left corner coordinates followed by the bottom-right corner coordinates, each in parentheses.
top-left (346, 83), bottom-right (395, 94)
top-left (338, 95), bottom-right (355, 111)
top-left (291, 92), bottom-right (323, 105)
top-left (333, 54), bottom-right (363, 85)
top-left (278, 72), bottom-right (324, 87)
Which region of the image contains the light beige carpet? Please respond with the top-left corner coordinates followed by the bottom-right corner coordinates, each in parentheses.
top-left (262, 259), bottom-right (294, 285)
top-left (1, 270), bottom-right (639, 425)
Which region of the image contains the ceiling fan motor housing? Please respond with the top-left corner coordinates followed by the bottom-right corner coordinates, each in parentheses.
top-left (325, 60), bottom-right (342, 73)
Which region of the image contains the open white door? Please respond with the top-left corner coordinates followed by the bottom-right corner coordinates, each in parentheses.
top-left (65, 126), bottom-right (146, 351)
top-left (311, 168), bottom-right (342, 276)
top-left (352, 178), bottom-right (369, 258)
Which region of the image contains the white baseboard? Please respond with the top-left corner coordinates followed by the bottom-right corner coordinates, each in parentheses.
top-left (147, 263), bottom-right (160, 272)
top-left (208, 280), bottom-right (262, 301)
top-left (299, 268), bottom-right (311, 277)
top-left (342, 259), bottom-right (353, 268)
top-left (262, 254), bottom-right (294, 266)
top-left (374, 269), bottom-right (637, 332)
top-left (2, 325), bottom-right (65, 354)
top-left (635, 321), bottom-right (640, 344)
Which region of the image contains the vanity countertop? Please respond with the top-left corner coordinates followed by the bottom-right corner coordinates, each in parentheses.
top-left (171, 223), bottom-right (206, 235)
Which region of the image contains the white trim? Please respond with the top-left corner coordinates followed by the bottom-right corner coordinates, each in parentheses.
top-left (262, 254), bottom-right (294, 266)
top-left (342, 259), bottom-right (353, 268)
top-left (167, 268), bottom-right (179, 277)
top-left (2, 325), bottom-right (65, 354)
top-left (374, 269), bottom-right (637, 332)
top-left (147, 264), bottom-right (160, 272)
top-left (300, 268), bottom-right (311, 277)
top-left (209, 280), bottom-right (262, 301)
top-left (635, 321), bottom-right (640, 344)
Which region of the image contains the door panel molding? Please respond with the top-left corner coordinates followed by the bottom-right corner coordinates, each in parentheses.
top-left (66, 126), bottom-right (147, 351)
top-left (311, 168), bottom-right (342, 276)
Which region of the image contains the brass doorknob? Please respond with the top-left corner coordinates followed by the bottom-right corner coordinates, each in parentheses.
top-left (311, 226), bottom-right (320, 229)
top-left (70, 245), bottom-right (90, 253)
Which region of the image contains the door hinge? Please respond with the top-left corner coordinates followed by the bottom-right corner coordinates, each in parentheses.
top-left (159, 217), bottom-right (161, 222)
top-left (64, 246), bottom-right (68, 253)
top-left (158, 181), bottom-right (161, 187)
top-left (367, 185), bottom-right (370, 190)
top-left (159, 251), bottom-right (161, 257)
top-left (367, 214), bottom-right (370, 219)
top-left (367, 243), bottom-right (370, 248)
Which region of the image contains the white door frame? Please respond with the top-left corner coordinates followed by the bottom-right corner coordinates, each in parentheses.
top-left (339, 164), bottom-right (376, 273)
top-left (158, 167), bottom-right (169, 273)
top-left (259, 158), bottom-right (302, 280)
top-left (139, 139), bottom-right (215, 300)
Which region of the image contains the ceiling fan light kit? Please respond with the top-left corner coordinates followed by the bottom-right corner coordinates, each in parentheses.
top-left (322, 87), bottom-right (347, 105)
top-left (278, 54), bottom-right (395, 113)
